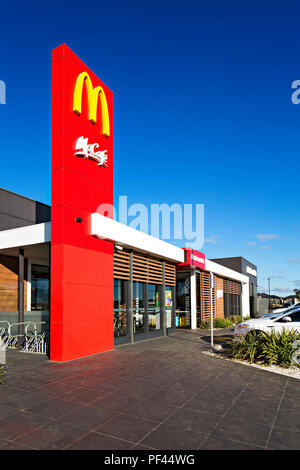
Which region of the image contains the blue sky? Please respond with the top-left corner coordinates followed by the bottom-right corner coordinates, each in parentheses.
top-left (0, 0), bottom-right (299, 296)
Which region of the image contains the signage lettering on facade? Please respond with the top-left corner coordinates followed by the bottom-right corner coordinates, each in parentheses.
top-left (246, 266), bottom-right (257, 277)
top-left (75, 136), bottom-right (108, 167)
top-left (191, 253), bottom-right (205, 265)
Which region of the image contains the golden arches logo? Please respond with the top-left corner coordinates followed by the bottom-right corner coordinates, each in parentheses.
top-left (73, 71), bottom-right (110, 137)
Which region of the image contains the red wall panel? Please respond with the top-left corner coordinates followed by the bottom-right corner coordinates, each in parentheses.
top-left (51, 44), bottom-right (114, 362)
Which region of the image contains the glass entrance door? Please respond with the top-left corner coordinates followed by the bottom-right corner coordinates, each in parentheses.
top-left (148, 284), bottom-right (161, 331)
top-left (31, 264), bottom-right (49, 311)
top-left (133, 282), bottom-right (145, 335)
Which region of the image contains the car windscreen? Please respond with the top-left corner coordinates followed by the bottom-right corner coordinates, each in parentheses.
top-left (274, 307), bottom-right (300, 322)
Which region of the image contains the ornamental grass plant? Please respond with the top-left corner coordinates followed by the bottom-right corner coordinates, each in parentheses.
top-left (230, 329), bottom-right (300, 368)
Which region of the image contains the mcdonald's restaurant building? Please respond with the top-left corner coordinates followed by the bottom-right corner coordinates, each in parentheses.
top-left (0, 44), bottom-right (250, 362)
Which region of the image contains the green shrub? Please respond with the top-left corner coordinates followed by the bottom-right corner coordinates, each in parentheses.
top-left (198, 315), bottom-right (251, 330)
top-left (198, 317), bottom-right (234, 329)
top-left (229, 329), bottom-right (300, 368)
top-left (228, 315), bottom-right (241, 324)
top-left (214, 318), bottom-right (233, 328)
top-left (198, 321), bottom-right (210, 329)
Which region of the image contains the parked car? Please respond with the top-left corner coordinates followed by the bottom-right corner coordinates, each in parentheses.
top-left (269, 306), bottom-right (290, 315)
top-left (261, 304), bottom-right (300, 319)
top-left (234, 306), bottom-right (300, 338)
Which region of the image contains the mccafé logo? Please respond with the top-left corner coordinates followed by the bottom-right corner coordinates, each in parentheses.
top-left (73, 71), bottom-right (110, 137)
top-left (75, 136), bottom-right (108, 167)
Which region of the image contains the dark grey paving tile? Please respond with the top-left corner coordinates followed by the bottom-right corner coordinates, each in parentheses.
top-left (1, 391), bottom-right (49, 411)
top-left (225, 396), bottom-right (279, 425)
top-left (96, 413), bottom-right (157, 443)
top-left (279, 396), bottom-right (299, 413)
top-left (124, 401), bottom-right (177, 423)
top-left (164, 408), bottom-right (220, 434)
top-left (0, 403), bottom-right (22, 420)
top-left (146, 385), bottom-right (201, 408)
top-left (274, 409), bottom-right (300, 433)
top-left (0, 439), bottom-right (36, 450)
top-left (58, 405), bottom-right (117, 430)
top-left (213, 416), bottom-right (272, 448)
top-left (284, 378), bottom-right (300, 397)
top-left (245, 380), bottom-right (286, 398)
top-left (13, 421), bottom-right (88, 450)
top-left (267, 426), bottom-right (300, 450)
top-left (4, 334), bottom-right (299, 450)
top-left (0, 411), bottom-right (49, 440)
top-left (200, 435), bottom-right (264, 450)
top-left (239, 388), bottom-right (281, 406)
top-left (131, 443), bottom-right (157, 450)
top-left (66, 431), bottom-right (133, 450)
top-left (26, 398), bottom-right (81, 420)
top-left (121, 382), bottom-right (165, 401)
top-left (59, 386), bottom-right (110, 405)
top-left (139, 423), bottom-right (208, 450)
top-left (9, 378), bottom-right (56, 392)
top-left (184, 390), bottom-right (234, 416)
top-left (0, 385), bottom-right (27, 400)
top-left (91, 392), bottom-right (144, 413)
top-left (38, 382), bottom-right (82, 398)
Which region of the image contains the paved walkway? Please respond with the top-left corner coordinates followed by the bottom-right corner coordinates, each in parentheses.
top-left (0, 330), bottom-right (299, 450)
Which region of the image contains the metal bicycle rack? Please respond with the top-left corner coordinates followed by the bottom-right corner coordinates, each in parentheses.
top-left (0, 320), bottom-right (49, 354)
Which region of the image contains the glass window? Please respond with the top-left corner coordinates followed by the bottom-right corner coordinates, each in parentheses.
top-left (148, 284), bottom-right (161, 331)
top-left (165, 286), bottom-right (174, 328)
top-left (176, 274), bottom-right (191, 328)
top-left (114, 279), bottom-right (127, 337)
top-left (276, 308), bottom-right (300, 323)
top-left (31, 265), bottom-right (49, 311)
top-left (133, 282), bottom-right (145, 334)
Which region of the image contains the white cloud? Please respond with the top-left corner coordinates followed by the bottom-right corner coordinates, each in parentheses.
top-left (204, 235), bottom-right (219, 245)
top-left (273, 287), bottom-right (292, 294)
top-left (246, 241), bottom-right (256, 246)
top-left (288, 259), bottom-right (300, 263)
top-left (256, 234), bottom-right (281, 241)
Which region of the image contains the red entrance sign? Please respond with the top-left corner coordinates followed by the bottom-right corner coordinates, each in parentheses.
top-left (177, 248), bottom-right (206, 270)
top-left (51, 44), bottom-right (114, 361)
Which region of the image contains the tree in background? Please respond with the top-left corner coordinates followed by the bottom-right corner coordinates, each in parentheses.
top-left (294, 289), bottom-right (300, 300)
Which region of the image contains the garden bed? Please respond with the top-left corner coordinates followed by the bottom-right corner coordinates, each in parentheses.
top-left (202, 349), bottom-right (300, 379)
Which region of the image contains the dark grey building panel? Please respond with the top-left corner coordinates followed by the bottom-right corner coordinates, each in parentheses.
top-left (211, 257), bottom-right (242, 273)
top-left (0, 188), bottom-right (51, 231)
top-left (211, 256), bottom-right (257, 297)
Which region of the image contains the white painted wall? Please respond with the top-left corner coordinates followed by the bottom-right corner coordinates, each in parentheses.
top-left (0, 222), bottom-right (50, 250)
top-left (190, 271), bottom-right (197, 329)
top-left (91, 213), bottom-right (185, 263)
top-left (241, 281), bottom-right (250, 320)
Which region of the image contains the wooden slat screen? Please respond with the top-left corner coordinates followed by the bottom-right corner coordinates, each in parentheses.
top-left (165, 263), bottom-right (176, 286)
top-left (228, 279), bottom-right (242, 295)
top-left (223, 278), bottom-right (241, 295)
top-left (132, 253), bottom-right (149, 282)
top-left (215, 275), bottom-right (224, 318)
top-left (200, 271), bottom-right (213, 321)
top-left (148, 258), bottom-right (163, 284)
top-left (113, 252), bottom-right (176, 286)
top-left (113, 251), bottom-right (130, 280)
